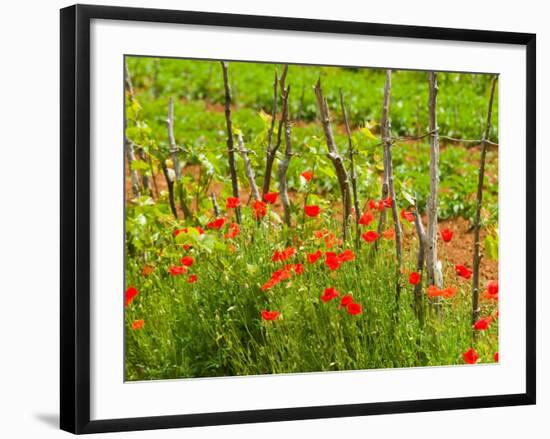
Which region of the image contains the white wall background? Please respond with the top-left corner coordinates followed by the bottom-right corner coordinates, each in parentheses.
top-left (0, 0), bottom-right (546, 437)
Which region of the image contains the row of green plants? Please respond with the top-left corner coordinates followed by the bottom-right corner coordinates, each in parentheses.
top-left (128, 57), bottom-right (498, 140)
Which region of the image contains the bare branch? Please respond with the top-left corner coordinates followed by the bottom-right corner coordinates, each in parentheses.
top-left (161, 163), bottom-right (178, 219)
top-left (262, 69), bottom-right (280, 197)
top-left (472, 75), bottom-right (498, 324)
top-left (124, 62), bottom-right (141, 198)
top-left (314, 79), bottom-right (352, 241)
top-left (339, 89), bottom-right (361, 247)
top-left (167, 97), bottom-right (181, 180)
top-left (210, 192), bottom-right (220, 217)
top-left (125, 139), bottom-right (141, 198)
top-left (221, 61), bottom-right (242, 224)
top-left (237, 132), bottom-right (261, 201)
top-left (166, 97), bottom-right (193, 220)
top-left (426, 72), bottom-right (444, 292)
top-left (278, 85), bottom-right (292, 226)
top-left (375, 71), bottom-right (392, 250)
top-left (262, 66), bottom-right (289, 197)
top-left (124, 62), bottom-right (135, 101)
top-left (413, 200), bottom-right (426, 325)
top-left (383, 71), bottom-right (403, 299)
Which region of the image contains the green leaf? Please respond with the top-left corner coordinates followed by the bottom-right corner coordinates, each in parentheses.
top-left (130, 160), bottom-right (150, 172)
top-left (258, 110), bottom-right (272, 126)
top-left (360, 126), bottom-right (377, 140)
top-left (175, 227), bottom-right (201, 244)
top-left (401, 189), bottom-right (416, 207)
top-left (484, 232), bottom-right (498, 260)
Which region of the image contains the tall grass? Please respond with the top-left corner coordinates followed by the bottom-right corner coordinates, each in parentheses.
top-left (125, 212), bottom-right (498, 381)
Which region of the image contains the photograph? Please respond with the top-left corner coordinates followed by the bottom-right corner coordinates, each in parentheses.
top-left (123, 57), bottom-right (499, 381)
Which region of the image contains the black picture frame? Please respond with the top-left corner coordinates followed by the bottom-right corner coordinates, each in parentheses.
top-left (60, 4), bottom-right (536, 434)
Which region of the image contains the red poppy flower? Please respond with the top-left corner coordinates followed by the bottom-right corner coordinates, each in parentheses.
top-left (382, 196), bottom-right (393, 208)
top-left (368, 200), bottom-right (379, 211)
top-left (224, 223), bottom-right (240, 239)
top-left (174, 228), bottom-right (188, 236)
top-left (182, 244), bottom-right (193, 251)
top-left (441, 286), bottom-right (458, 298)
top-left (207, 217), bottom-right (226, 230)
top-left (131, 319), bottom-right (145, 330)
top-left (313, 229), bottom-right (328, 239)
top-left (338, 249), bottom-right (356, 262)
top-left (125, 286), bottom-right (138, 307)
top-left (441, 228), bottom-right (453, 242)
top-left (292, 263), bottom-right (304, 275)
top-left (382, 229), bottom-right (395, 240)
top-left (261, 310), bottom-right (280, 321)
top-left (359, 211), bottom-right (374, 226)
top-left (187, 274), bottom-right (198, 284)
top-left (180, 256), bottom-right (194, 267)
top-left (339, 294), bottom-right (354, 308)
top-left (225, 197), bottom-right (240, 209)
top-left (304, 205), bottom-right (321, 217)
top-left (427, 285), bottom-right (457, 299)
top-left (324, 252), bottom-right (342, 271)
top-left (346, 302), bottom-right (363, 315)
top-left (301, 170), bottom-right (313, 182)
top-left (307, 250), bottom-right (323, 264)
top-left (409, 272), bottom-right (421, 285)
top-left (482, 281), bottom-right (499, 301)
top-left (261, 267), bottom-right (293, 291)
top-left (324, 232), bottom-right (341, 249)
top-left (473, 316), bottom-right (492, 331)
top-left (142, 265), bottom-right (154, 276)
top-left (455, 264), bottom-right (473, 279)
top-left (463, 348), bottom-right (479, 364)
top-left (263, 192), bottom-right (279, 204)
top-left (400, 209), bottom-right (415, 222)
top-left (361, 231), bottom-right (379, 242)
top-left (320, 287), bottom-right (340, 303)
top-left (487, 280), bottom-right (499, 295)
top-left (169, 265), bottom-right (187, 276)
top-left (272, 247), bottom-right (296, 262)
top-left (252, 200), bottom-right (267, 219)
top-left (494, 352), bottom-right (499, 362)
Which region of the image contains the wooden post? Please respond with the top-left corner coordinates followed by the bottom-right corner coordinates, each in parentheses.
top-left (166, 97), bottom-right (193, 220)
top-left (210, 192), bottom-right (220, 217)
top-left (412, 199), bottom-right (426, 325)
top-left (472, 75), bottom-right (498, 324)
top-left (237, 132), bottom-right (261, 201)
top-left (314, 79), bottom-right (352, 241)
top-left (375, 71), bottom-right (393, 250)
top-left (161, 163), bottom-right (178, 219)
top-left (339, 89), bottom-right (361, 247)
top-left (124, 63), bottom-right (141, 198)
top-left (125, 140), bottom-right (141, 198)
top-left (380, 70), bottom-right (403, 300)
top-left (261, 69), bottom-right (280, 197)
top-left (278, 85), bottom-right (292, 226)
top-left (426, 72), bottom-right (443, 294)
top-left (221, 61), bottom-right (242, 224)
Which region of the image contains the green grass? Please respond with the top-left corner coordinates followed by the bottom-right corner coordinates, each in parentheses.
top-left (125, 208), bottom-right (498, 380)
top-left (127, 57), bottom-right (498, 141)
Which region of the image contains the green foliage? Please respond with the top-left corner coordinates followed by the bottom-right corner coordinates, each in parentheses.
top-left (125, 211), bottom-right (498, 380)
top-left (127, 57), bottom-right (498, 140)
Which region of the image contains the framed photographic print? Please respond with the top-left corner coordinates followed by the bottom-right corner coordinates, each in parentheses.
top-left (60, 4), bottom-right (536, 434)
